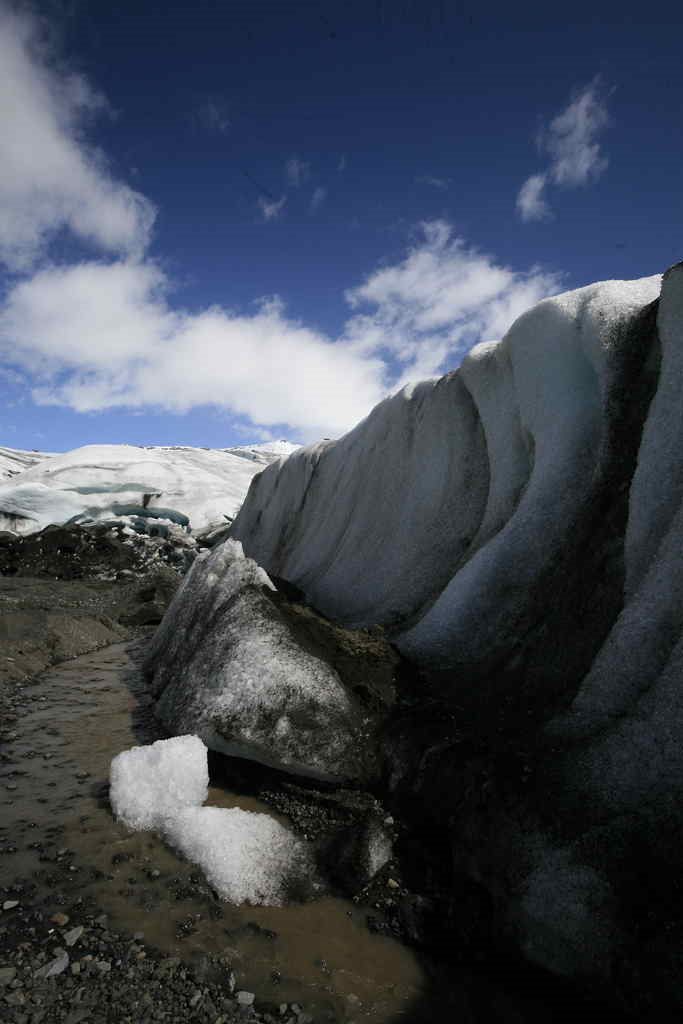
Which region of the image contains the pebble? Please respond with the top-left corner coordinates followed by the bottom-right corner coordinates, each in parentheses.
top-left (5, 783), bottom-right (17, 791)
top-left (51, 912), bottom-right (70, 926)
top-left (2, 901), bottom-right (19, 911)
top-left (0, 967), bottom-right (17, 986)
top-left (387, 878), bottom-right (399, 889)
top-left (64, 926), bottom-right (84, 947)
top-left (236, 990), bottom-right (255, 1006)
top-left (34, 952), bottom-right (69, 979)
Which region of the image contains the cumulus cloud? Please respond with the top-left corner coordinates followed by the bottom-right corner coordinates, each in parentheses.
top-left (310, 186), bottom-right (327, 213)
top-left (0, 223), bottom-right (561, 438)
top-left (0, 3), bottom-right (155, 270)
top-left (345, 220), bottom-right (561, 388)
top-left (0, 261), bottom-right (385, 438)
top-left (258, 195), bottom-right (287, 222)
top-left (517, 78), bottom-right (609, 222)
top-left (285, 156), bottom-right (310, 188)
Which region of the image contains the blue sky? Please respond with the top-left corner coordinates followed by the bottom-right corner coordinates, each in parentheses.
top-left (0, 0), bottom-right (681, 450)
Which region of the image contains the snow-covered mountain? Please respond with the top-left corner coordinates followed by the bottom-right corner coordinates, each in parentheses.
top-left (0, 441), bottom-right (298, 535)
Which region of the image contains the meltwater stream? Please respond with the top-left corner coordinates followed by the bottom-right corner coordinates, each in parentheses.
top-left (0, 640), bottom-right (460, 1022)
top-left (0, 640), bottom-right (626, 1023)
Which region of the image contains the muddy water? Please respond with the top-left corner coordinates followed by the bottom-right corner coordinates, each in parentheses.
top-left (0, 640), bottom-right (457, 1022)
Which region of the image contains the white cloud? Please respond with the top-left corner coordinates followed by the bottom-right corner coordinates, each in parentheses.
top-left (0, 223), bottom-right (561, 438)
top-left (0, 10), bottom-right (561, 440)
top-left (337, 154), bottom-right (347, 172)
top-left (416, 175), bottom-right (450, 190)
top-left (285, 156), bottom-right (310, 188)
top-left (310, 186), bottom-right (327, 213)
top-left (345, 220), bottom-right (561, 388)
top-left (0, 4), bottom-right (155, 270)
top-left (258, 195), bottom-right (287, 222)
top-left (516, 173), bottom-right (551, 222)
top-left (196, 97), bottom-right (231, 135)
top-left (545, 80), bottom-right (609, 187)
top-left (0, 260), bottom-right (385, 439)
top-left (517, 78), bottom-right (609, 221)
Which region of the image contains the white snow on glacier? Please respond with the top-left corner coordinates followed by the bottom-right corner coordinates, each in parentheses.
top-left (0, 441), bottom-right (297, 535)
top-left (110, 734), bottom-right (311, 905)
top-left (231, 274), bottom-right (663, 668)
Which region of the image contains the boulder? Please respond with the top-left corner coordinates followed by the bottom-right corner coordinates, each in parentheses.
top-left (146, 540), bottom-right (400, 785)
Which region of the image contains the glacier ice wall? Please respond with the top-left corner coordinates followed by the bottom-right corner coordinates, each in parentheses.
top-left (232, 273), bottom-right (663, 671)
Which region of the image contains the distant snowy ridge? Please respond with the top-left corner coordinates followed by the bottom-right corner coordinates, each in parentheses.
top-left (222, 440), bottom-right (300, 464)
top-left (0, 446), bottom-right (54, 481)
top-left (0, 441), bottom-right (297, 535)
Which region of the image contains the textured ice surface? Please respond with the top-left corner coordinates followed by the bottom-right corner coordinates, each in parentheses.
top-left (109, 735), bottom-right (209, 830)
top-left (231, 275), bottom-right (662, 668)
top-left (150, 540), bottom-right (377, 783)
top-left (164, 806), bottom-right (312, 905)
top-left (0, 442), bottom-right (295, 535)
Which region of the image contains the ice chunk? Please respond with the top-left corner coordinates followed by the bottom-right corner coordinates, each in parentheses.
top-left (109, 735), bottom-right (208, 830)
top-left (110, 735), bottom-right (312, 905)
top-left (164, 805), bottom-right (312, 905)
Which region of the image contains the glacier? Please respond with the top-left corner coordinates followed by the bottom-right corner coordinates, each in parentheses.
top-left (0, 441), bottom-right (298, 536)
top-left (223, 266), bottom-right (683, 1004)
top-left (231, 273), bottom-right (662, 668)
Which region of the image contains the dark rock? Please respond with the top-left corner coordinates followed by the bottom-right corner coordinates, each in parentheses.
top-left (322, 815), bottom-right (393, 894)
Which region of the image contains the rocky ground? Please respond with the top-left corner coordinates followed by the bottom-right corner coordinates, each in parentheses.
top-left (0, 894), bottom-right (300, 1024)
